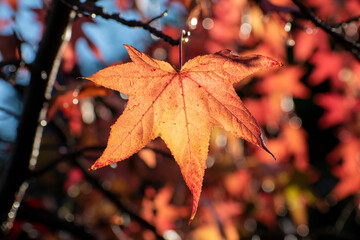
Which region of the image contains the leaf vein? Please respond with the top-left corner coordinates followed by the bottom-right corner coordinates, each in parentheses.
top-left (180, 76), bottom-right (192, 170)
top-left (186, 73), bottom-right (260, 142)
top-left (109, 74), bottom-right (178, 156)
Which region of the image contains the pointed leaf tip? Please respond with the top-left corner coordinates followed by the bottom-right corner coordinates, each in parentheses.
top-left (260, 136), bottom-right (277, 161)
top-left (189, 203), bottom-right (198, 224)
top-left (90, 161), bottom-right (102, 171)
top-left (274, 60), bottom-right (283, 67)
top-left (189, 214), bottom-right (195, 224)
top-left (190, 205), bottom-right (197, 223)
top-left (123, 44), bottom-right (131, 51)
top-left (266, 57), bottom-right (283, 68)
top-left (123, 44), bottom-right (138, 55)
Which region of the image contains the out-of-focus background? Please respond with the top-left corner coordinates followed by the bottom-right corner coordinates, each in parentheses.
top-left (1, 0), bottom-right (360, 239)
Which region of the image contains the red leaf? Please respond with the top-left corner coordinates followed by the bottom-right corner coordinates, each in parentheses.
top-left (327, 136), bottom-right (360, 200)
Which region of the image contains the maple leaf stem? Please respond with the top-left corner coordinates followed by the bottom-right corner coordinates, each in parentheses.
top-left (179, 30), bottom-right (191, 70)
top-left (179, 30), bottom-right (184, 70)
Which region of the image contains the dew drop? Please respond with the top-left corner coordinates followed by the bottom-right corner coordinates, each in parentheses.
top-left (41, 71), bottom-right (47, 80)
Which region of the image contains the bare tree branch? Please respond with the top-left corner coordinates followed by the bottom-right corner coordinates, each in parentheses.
top-left (332, 15), bottom-right (360, 28)
top-left (30, 144), bottom-right (173, 178)
top-left (147, 10), bottom-right (169, 24)
top-left (291, 0), bottom-right (360, 61)
top-left (0, 0), bottom-right (76, 234)
top-left (15, 202), bottom-right (95, 240)
top-left (72, 159), bottom-right (166, 240)
top-left (29, 146), bottom-right (105, 178)
top-left (62, 0), bottom-right (180, 45)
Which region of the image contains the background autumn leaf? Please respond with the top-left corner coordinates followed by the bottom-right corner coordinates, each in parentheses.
top-left (327, 136), bottom-right (360, 200)
top-left (47, 83), bottom-right (112, 137)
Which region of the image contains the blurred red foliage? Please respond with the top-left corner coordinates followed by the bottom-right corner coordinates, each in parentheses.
top-left (1, 0), bottom-right (360, 239)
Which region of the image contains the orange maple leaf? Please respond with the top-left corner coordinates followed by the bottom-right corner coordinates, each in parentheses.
top-left (86, 45), bottom-right (282, 220)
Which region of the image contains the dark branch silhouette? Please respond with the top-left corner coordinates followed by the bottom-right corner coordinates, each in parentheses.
top-left (16, 202), bottom-right (95, 240)
top-left (72, 159), bottom-right (166, 240)
top-left (332, 15), bottom-right (360, 28)
top-left (0, 0), bottom-right (75, 234)
top-left (291, 0), bottom-right (360, 61)
top-left (258, 0), bottom-right (360, 61)
top-left (61, 0), bottom-right (180, 45)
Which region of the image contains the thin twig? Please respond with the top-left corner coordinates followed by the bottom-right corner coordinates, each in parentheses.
top-left (30, 145), bottom-right (169, 239)
top-left (335, 199), bottom-right (356, 232)
top-left (29, 145), bottom-right (105, 178)
top-left (332, 15), bottom-right (360, 28)
top-left (0, 106), bottom-right (22, 119)
top-left (72, 159), bottom-right (166, 240)
top-left (30, 144), bottom-right (173, 178)
top-left (61, 0), bottom-right (180, 45)
top-left (202, 198), bottom-right (227, 239)
top-left (147, 10), bottom-right (168, 24)
top-left (291, 0), bottom-right (360, 61)
top-left (30, 144), bottom-right (173, 239)
top-left (16, 202), bottom-right (95, 240)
